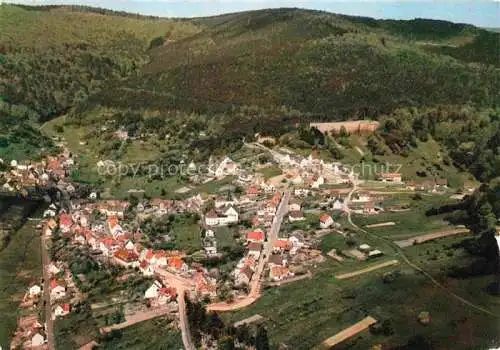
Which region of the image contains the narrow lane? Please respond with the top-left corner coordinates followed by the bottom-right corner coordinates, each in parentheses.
top-left (41, 236), bottom-right (55, 350)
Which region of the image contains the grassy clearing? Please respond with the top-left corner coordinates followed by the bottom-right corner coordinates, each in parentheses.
top-left (97, 316), bottom-right (182, 350)
top-left (171, 219), bottom-right (202, 252)
top-left (215, 226), bottom-right (239, 248)
top-left (260, 165), bottom-right (283, 180)
top-left (0, 204), bottom-right (43, 348)
top-left (354, 195), bottom-right (459, 238)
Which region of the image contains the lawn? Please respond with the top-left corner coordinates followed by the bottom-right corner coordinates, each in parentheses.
top-left (171, 218), bottom-right (202, 252)
top-left (215, 226), bottom-right (239, 248)
top-left (97, 316), bottom-right (182, 350)
top-left (354, 195), bottom-right (460, 239)
top-left (260, 165), bottom-right (283, 180)
top-left (0, 201), bottom-right (43, 348)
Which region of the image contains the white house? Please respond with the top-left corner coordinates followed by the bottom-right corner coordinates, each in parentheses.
top-left (311, 176), bottom-right (325, 189)
top-left (221, 206), bottom-right (239, 224)
top-left (139, 261), bottom-right (155, 277)
top-left (31, 333), bottom-right (45, 347)
top-left (288, 202), bottom-right (301, 212)
top-left (204, 245), bottom-right (218, 257)
top-left (214, 157), bottom-right (238, 178)
top-left (319, 214), bottom-right (334, 229)
top-left (204, 207), bottom-right (238, 226)
top-left (53, 304), bottom-right (71, 319)
top-left (378, 172), bottom-right (402, 183)
top-left (125, 240), bottom-right (135, 251)
top-left (332, 199), bottom-right (344, 211)
top-left (47, 263), bottom-right (61, 276)
top-left (43, 209), bottom-right (56, 218)
top-left (144, 280), bottom-right (163, 299)
top-left (29, 285), bottom-right (42, 297)
top-left (294, 188), bottom-right (310, 197)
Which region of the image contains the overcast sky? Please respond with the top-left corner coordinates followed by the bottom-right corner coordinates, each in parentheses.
top-left (5, 0), bottom-right (500, 27)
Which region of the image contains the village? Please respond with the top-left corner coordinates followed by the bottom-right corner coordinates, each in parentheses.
top-left (0, 138), bottom-right (479, 350)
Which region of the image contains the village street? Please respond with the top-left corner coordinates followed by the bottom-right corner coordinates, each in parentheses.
top-left (208, 190), bottom-right (290, 311)
top-left (40, 236), bottom-right (55, 350)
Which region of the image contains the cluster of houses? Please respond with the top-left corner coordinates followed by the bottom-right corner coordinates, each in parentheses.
top-left (0, 153), bottom-right (75, 193)
top-left (10, 315), bottom-right (48, 349)
top-left (13, 261), bottom-right (75, 349)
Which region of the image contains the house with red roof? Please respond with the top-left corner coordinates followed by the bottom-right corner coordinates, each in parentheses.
top-left (246, 229), bottom-right (265, 243)
top-left (99, 236), bottom-right (118, 256)
top-left (270, 266), bottom-right (294, 282)
top-left (59, 213), bottom-right (73, 233)
top-left (154, 250), bottom-right (168, 267)
top-left (157, 287), bottom-right (177, 306)
top-left (168, 256), bottom-right (188, 273)
top-left (319, 213), bottom-right (334, 229)
top-left (273, 239), bottom-right (292, 253)
top-left (246, 185), bottom-right (260, 197)
top-left (50, 279), bottom-right (66, 300)
top-left (113, 249), bottom-right (139, 268)
top-left (53, 304), bottom-right (71, 319)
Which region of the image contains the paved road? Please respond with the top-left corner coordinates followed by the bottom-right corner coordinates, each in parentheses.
top-left (178, 290), bottom-right (196, 350)
top-left (208, 190), bottom-right (290, 311)
top-left (154, 268), bottom-right (196, 350)
top-left (155, 268), bottom-right (194, 289)
top-left (41, 236), bottom-right (55, 350)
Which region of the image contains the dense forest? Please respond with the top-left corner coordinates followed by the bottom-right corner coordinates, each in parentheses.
top-left (0, 4), bottom-right (499, 172)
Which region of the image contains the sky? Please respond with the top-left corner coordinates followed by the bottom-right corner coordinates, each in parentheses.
top-left (4, 0), bottom-right (500, 27)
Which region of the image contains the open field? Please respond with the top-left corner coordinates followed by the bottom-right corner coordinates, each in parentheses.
top-left (171, 220), bottom-right (202, 252)
top-left (0, 200), bottom-right (43, 348)
top-left (260, 165), bottom-right (283, 180)
top-left (353, 195), bottom-right (460, 238)
top-left (318, 316), bottom-right (377, 349)
top-left (97, 316), bottom-right (183, 350)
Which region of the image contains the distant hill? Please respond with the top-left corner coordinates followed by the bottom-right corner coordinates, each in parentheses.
top-left (0, 5), bottom-right (499, 159)
top-left (89, 8), bottom-right (499, 121)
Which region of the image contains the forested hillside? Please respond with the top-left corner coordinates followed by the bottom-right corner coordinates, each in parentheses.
top-left (0, 5), bottom-right (499, 165)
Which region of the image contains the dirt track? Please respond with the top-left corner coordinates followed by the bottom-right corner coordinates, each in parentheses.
top-left (320, 316), bottom-right (377, 348)
top-left (335, 260), bottom-right (399, 280)
top-left (395, 228), bottom-right (471, 248)
top-left (100, 306), bottom-right (174, 333)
